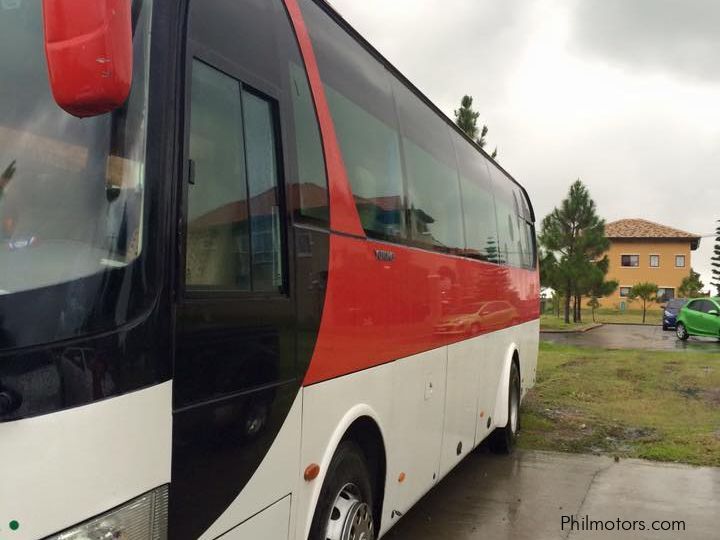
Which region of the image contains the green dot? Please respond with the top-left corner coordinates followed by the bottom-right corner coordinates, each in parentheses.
top-left (9, 520), bottom-right (19, 531)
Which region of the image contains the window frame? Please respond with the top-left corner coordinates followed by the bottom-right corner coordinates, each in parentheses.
top-left (180, 49), bottom-right (291, 300)
top-left (619, 286), bottom-right (631, 298)
top-left (649, 254), bottom-right (660, 268)
top-left (675, 254), bottom-right (686, 268)
top-left (621, 254), bottom-right (640, 268)
top-left (657, 287), bottom-right (675, 303)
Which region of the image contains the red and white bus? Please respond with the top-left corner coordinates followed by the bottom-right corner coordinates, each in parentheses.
top-left (0, 0), bottom-right (539, 539)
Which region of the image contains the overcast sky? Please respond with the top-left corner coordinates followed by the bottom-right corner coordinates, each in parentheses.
top-left (329, 0), bottom-right (720, 291)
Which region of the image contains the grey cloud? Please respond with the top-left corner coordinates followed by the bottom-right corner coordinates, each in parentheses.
top-left (330, 0), bottom-right (539, 111)
top-left (571, 0), bottom-right (720, 82)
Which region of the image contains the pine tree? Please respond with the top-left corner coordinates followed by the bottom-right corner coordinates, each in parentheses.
top-left (539, 180), bottom-right (610, 323)
top-left (712, 220), bottom-right (720, 296)
top-left (454, 95), bottom-right (498, 159)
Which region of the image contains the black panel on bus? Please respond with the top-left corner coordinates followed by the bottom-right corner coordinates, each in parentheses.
top-left (170, 0), bottom-right (330, 538)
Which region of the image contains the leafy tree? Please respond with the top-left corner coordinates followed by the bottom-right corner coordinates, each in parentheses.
top-left (628, 282), bottom-right (658, 323)
top-left (678, 268), bottom-right (705, 298)
top-left (539, 248), bottom-right (559, 289)
top-left (454, 95), bottom-right (498, 159)
top-left (539, 180), bottom-right (610, 323)
top-left (587, 297), bottom-right (600, 322)
top-left (712, 220), bottom-right (720, 296)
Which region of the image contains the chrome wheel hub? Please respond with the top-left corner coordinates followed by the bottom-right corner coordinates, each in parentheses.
top-left (325, 483), bottom-right (375, 540)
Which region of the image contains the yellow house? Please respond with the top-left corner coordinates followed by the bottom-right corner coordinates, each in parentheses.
top-left (603, 219), bottom-right (701, 309)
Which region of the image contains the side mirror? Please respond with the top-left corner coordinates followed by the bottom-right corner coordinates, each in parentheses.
top-left (709, 310), bottom-right (719, 316)
top-left (42, 0), bottom-right (133, 118)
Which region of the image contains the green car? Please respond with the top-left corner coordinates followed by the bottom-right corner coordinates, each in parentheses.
top-left (676, 298), bottom-right (720, 340)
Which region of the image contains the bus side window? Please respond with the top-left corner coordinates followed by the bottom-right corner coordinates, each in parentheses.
top-left (392, 80), bottom-right (464, 253)
top-left (185, 60), bottom-right (285, 293)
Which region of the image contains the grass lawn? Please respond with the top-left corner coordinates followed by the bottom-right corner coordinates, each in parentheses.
top-left (543, 308), bottom-right (662, 326)
top-left (519, 341), bottom-right (720, 466)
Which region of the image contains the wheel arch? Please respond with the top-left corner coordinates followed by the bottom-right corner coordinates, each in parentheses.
top-left (301, 405), bottom-right (388, 540)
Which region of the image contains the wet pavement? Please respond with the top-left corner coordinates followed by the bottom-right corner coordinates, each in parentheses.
top-left (542, 323), bottom-right (720, 352)
top-left (385, 449), bottom-right (720, 540)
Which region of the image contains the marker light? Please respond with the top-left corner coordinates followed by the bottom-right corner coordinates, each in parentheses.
top-left (47, 486), bottom-right (168, 540)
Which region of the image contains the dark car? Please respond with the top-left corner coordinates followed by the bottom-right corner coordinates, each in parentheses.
top-left (662, 298), bottom-right (688, 330)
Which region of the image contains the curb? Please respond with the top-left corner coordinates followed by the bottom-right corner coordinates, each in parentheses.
top-left (599, 321), bottom-right (659, 327)
top-left (540, 323), bottom-right (603, 334)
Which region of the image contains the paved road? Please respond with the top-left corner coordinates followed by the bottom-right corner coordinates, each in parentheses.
top-left (385, 449), bottom-right (720, 540)
top-left (542, 323), bottom-right (720, 352)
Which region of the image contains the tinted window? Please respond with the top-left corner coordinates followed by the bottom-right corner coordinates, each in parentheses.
top-left (244, 92), bottom-right (284, 291)
top-left (289, 62), bottom-right (329, 224)
top-left (657, 287), bottom-right (675, 303)
top-left (491, 167), bottom-right (530, 267)
top-left (621, 254), bottom-right (640, 267)
top-left (191, 0), bottom-right (329, 226)
top-left (186, 61), bottom-right (283, 292)
top-left (393, 81), bottom-right (464, 251)
top-left (453, 136), bottom-right (499, 261)
top-left (300, 0), bottom-right (404, 239)
top-left (688, 300), bottom-right (703, 312)
top-left (667, 299), bottom-right (686, 311)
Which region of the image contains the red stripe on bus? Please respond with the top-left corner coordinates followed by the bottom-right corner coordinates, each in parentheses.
top-left (303, 235), bottom-right (540, 385)
top-left (283, 0), bottom-right (364, 237)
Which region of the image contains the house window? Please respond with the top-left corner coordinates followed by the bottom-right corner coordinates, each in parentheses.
top-left (675, 255), bottom-right (686, 268)
top-left (657, 288), bottom-right (675, 303)
top-left (649, 255), bottom-right (660, 268)
top-left (621, 255), bottom-right (639, 267)
top-left (619, 286), bottom-right (631, 297)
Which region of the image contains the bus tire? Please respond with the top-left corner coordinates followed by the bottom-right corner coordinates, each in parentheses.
top-left (489, 361), bottom-right (520, 454)
top-left (309, 441), bottom-right (376, 540)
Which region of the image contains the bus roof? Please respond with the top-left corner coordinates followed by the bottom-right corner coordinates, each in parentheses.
top-left (310, 0), bottom-right (535, 222)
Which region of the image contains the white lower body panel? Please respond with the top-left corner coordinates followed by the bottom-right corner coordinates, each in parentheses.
top-left (294, 319), bottom-right (539, 539)
top-left (0, 382), bottom-right (172, 540)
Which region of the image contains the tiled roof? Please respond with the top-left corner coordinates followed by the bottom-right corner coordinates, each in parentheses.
top-left (605, 219), bottom-right (700, 240)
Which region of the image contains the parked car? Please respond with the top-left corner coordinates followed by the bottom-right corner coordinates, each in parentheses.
top-left (676, 298), bottom-right (720, 341)
top-left (662, 298), bottom-right (688, 330)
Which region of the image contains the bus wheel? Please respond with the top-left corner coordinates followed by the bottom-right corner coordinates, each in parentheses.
top-left (310, 441), bottom-right (376, 540)
top-left (489, 362), bottom-right (520, 454)
top-left (676, 323), bottom-right (689, 341)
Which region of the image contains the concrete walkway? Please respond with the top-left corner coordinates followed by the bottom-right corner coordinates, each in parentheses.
top-left (385, 450), bottom-right (720, 540)
top-left (542, 323), bottom-right (720, 352)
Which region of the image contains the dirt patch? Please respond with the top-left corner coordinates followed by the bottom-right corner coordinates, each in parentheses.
top-left (675, 385), bottom-right (701, 399)
top-left (663, 361), bottom-right (681, 374)
top-left (702, 388), bottom-right (720, 407)
top-left (561, 358), bottom-right (589, 368)
top-left (616, 368), bottom-right (645, 383)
